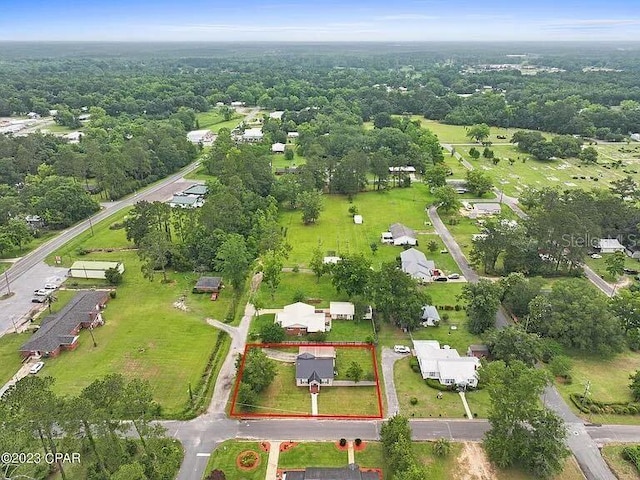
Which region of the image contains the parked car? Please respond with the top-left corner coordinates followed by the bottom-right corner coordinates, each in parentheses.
top-left (434, 276), bottom-right (448, 282)
top-left (447, 273), bottom-right (460, 279)
top-left (44, 283), bottom-right (58, 290)
top-left (590, 253), bottom-right (602, 259)
top-left (29, 362), bottom-right (44, 374)
top-left (624, 268), bottom-right (639, 275)
top-left (34, 289), bottom-right (49, 296)
top-left (394, 345), bottom-right (411, 354)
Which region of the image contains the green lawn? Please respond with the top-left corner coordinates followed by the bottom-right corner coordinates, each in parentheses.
top-left (334, 347), bottom-right (375, 380)
top-left (584, 254), bottom-right (640, 282)
top-left (554, 350), bottom-right (640, 424)
top-left (249, 314), bottom-right (374, 343)
top-left (195, 109), bottom-right (245, 131)
top-left (0, 261), bottom-right (11, 273)
top-left (203, 440), bottom-right (268, 480)
top-left (280, 185), bottom-right (466, 271)
top-left (185, 165), bottom-right (215, 181)
top-left (36, 251), bottom-right (231, 417)
top-left (601, 445), bottom-right (640, 480)
top-left (0, 333), bottom-right (31, 385)
top-left (258, 272), bottom-right (348, 308)
top-left (278, 442), bottom-right (349, 468)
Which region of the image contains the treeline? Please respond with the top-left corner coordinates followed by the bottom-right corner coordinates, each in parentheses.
top-left (0, 374), bottom-right (182, 480)
top-left (1, 45), bottom-right (640, 135)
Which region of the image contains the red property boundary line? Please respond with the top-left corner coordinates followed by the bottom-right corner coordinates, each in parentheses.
top-left (230, 342), bottom-right (384, 420)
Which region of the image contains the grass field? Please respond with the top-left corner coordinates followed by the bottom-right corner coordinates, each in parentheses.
top-left (195, 109), bottom-right (245, 131)
top-left (584, 254), bottom-right (640, 282)
top-left (258, 272), bottom-right (347, 308)
top-left (334, 347), bottom-right (375, 380)
top-left (278, 442), bottom-right (349, 469)
top-left (203, 440), bottom-right (268, 480)
top-left (602, 445), bottom-right (640, 480)
top-left (249, 313), bottom-right (374, 343)
top-left (0, 261), bottom-right (11, 273)
top-left (279, 185), bottom-right (461, 272)
top-left (419, 118), bottom-right (551, 145)
top-left (35, 251), bottom-right (231, 417)
top-left (0, 333), bottom-right (31, 385)
top-left (554, 350), bottom-right (640, 424)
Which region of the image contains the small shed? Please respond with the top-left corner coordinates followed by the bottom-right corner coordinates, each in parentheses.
top-left (69, 261), bottom-right (124, 280)
top-left (271, 142), bottom-right (286, 153)
top-left (467, 344), bottom-right (490, 359)
top-left (193, 277), bottom-right (223, 299)
top-left (353, 215), bottom-right (363, 224)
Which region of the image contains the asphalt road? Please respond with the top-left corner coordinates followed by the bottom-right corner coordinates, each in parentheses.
top-left (0, 160), bottom-right (202, 335)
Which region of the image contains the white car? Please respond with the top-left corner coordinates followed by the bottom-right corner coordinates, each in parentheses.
top-left (590, 254), bottom-right (602, 259)
top-left (34, 289), bottom-right (49, 296)
top-left (394, 345), bottom-right (411, 354)
top-left (44, 283), bottom-right (58, 290)
top-left (447, 273), bottom-right (461, 279)
top-left (29, 362), bottom-right (44, 374)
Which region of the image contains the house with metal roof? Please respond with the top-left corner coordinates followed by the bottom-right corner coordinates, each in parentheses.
top-left (421, 304), bottom-right (441, 326)
top-left (19, 291), bottom-right (109, 358)
top-left (412, 340), bottom-right (480, 388)
top-left (386, 223), bottom-right (418, 246)
top-left (597, 238), bottom-right (625, 253)
top-left (168, 195), bottom-right (204, 209)
top-left (182, 184), bottom-right (208, 196)
top-left (283, 464), bottom-right (379, 480)
top-left (275, 302), bottom-right (330, 335)
top-left (69, 261), bottom-right (124, 280)
top-left (400, 248), bottom-right (435, 282)
top-left (469, 203), bottom-right (501, 219)
top-left (329, 302), bottom-right (355, 320)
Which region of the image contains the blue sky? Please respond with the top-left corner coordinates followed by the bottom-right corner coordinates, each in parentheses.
top-left (1, 0), bottom-right (640, 41)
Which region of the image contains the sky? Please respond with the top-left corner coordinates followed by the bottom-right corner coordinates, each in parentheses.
top-left (1, 0), bottom-right (640, 42)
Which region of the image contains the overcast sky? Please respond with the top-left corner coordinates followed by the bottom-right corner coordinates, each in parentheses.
top-left (2, 0), bottom-right (640, 41)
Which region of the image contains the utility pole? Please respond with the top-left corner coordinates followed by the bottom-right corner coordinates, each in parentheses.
top-left (89, 216), bottom-right (95, 236)
top-left (4, 271), bottom-right (11, 294)
top-left (89, 325), bottom-right (97, 347)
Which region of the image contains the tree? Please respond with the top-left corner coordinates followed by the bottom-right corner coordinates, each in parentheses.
top-left (467, 123), bottom-right (490, 143)
top-left (433, 185), bottom-right (461, 213)
top-left (483, 361), bottom-right (568, 478)
top-left (610, 175), bottom-right (638, 200)
top-left (424, 164), bottom-right (449, 189)
top-left (499, 273), bottom-right (544, 318)
top-left (284, 148), bottom-right (294, 161)
top-left (238, 348), bottom-right (277, 411)
top-left (205, 470), bottom-right (227, 480)
top-left (549, 356), bottom-right (572, 379)
top-left (468, 147), bottom-right (480, 159)
top-left (370, 241), bottom-right (378, 255)
top-left (605, 251), bottom-right (626, 285)
top-left (485, 326), bottom-right (543, 367)
top-left (432, 438), bottom-right (451, 457)
top-left (346, 361), bottom-right (363, 383)
top-left (427, 240), bottom-right (438, 253)
top-left (578, 146), bottom-right (598, 163)
top-left (259, 323), bottom-right (285, 344)
top-left (217, 234), bottom-right (251, 292)
top-left (4, 218), bottom-right (32, 251)
top-left (309, 245), bottom-right (327, 281)
top-left (611, 290), bottom-right (640, 332)
top-left (138, 230), bottom-right (172, 282)
top-left (630, 370), bottom-right (640, 401)
top-left (460, 280), bottom-right (502, 334)
top-left (298, 190), bottom-right (323, 224)
top-left (482, 147), bottom-right (494, 159)
top-left (112, 463), bottom-right (147, 480)
top-left (104, 267), bottom-right (123, 285)
top-left (262, 250), bottom-right (284, 299)
top-left (465, 169), bottom-right (493, 197)
top-left (331, 254), bottom-right (371, 298)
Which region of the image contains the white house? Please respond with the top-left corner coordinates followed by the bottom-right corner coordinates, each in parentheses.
top-left (631, 133), bottom-right (640, 142)
top-left (421, 305), bottom-right (441, 327)
top-left (168, 195), bottom-right (204, 209)
top-left (287, 131), bottom-right (299, 139)
top-left (387, 223), bottom-right (418, 246)
top-left (269, 111), bottom-right (284, 120)
top-left (323, 256), bottom-right (341, 265)
top-left (412, 340), bottom-right (479, 388)
top-left (271, 142), bottom-right (286, 153)
top-left (275, 302), bottom-right (330, 334)
top-left (400, 248), bottom-right (435, 282)
top-left (231, 101), bottom-right (245, 107)
top-left (242, 127), bottom-right (263, 142)
top-left (469, 203), bottom-right (501, 219)
top-left (389, 166), bottom-right (417, 180)
top-left (64, 131), bottom-right (84, 144)
top-left (187, 129), bottom-right (215, 146)
top-left (329, 302), bottom-right (354, 320)
top-left (353, 215), bottom-right (363, 224)
top-left (598, 238), bottom-right (625, 253)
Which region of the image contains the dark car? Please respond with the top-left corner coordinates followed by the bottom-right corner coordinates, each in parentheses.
top-left (434, 276), bottom-right (449, 282)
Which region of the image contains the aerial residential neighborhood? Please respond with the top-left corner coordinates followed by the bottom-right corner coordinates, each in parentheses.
top-left (2, 7), bottom-right (640, 480)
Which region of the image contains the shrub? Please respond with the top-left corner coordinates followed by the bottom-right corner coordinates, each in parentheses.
top-left (441, 313), bottom-right (450, 322)
top-left (104, 267), bottom-right (123, 285)
top-left (292, 289), bottom-right (305, 303)
top-left (308, 332), bottom-right (327, 342)
top-left (410, 397), bottom-right (418, 406)
top-left (549, 355), bottom-right (572, 378)
top-left (432, 438), bottom-right (451, 457)
top-left (409, 358), bottom-right (421, 373)
top-left (454, 304), bottom-right (461, 311)
top-left (425, 378), bottom-right (452, 391)
top-left (205, 470), bottom-right (226, 480)
top-left (355, 438), bottom-right (362, 446)
top-left (109, 290), bottom-right (117, 299)
top-left (292, 265), bottom-right (300, 273)
top-left (339, 438), bottom-right (347, 447)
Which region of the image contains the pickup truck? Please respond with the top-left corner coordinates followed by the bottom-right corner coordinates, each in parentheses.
top-left (32, 289), bottom-right (51, 303)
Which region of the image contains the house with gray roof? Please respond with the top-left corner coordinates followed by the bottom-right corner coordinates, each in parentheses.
top-left (469, 203), bottom-right (501, 219)
top-left (295, 353), bottom-right (335, 391)
top-left (19, 291), bottom-right (109, 358)
top-left (283, 464), bottom-right (379, 480)
top-left (400, 248), bottom-right (435, 282)
top-left (388, 223), bottom-right (418, 246)
top-left (168, 195), bottom-right (204, 209)
top-left (182, 184), bottom-right (208, 196)
top-left (421, 304), bottom-right (441, 326)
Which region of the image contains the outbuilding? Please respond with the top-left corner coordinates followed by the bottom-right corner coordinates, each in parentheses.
top-left (68, 261), bottom-right (124, 280)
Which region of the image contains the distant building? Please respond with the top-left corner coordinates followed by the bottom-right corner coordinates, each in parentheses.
top-left (271, 142), bottom-right (286, 153)
top-left (323, 255), bottom-right (341, 264)
top-left (187, 129), bottom-right (215, 146)
top-left (401, 248), bottom-right (435, 282)
top-left (64, 131), bottom-right (84, 144)
top-left (242, 127), bottom-right (263, 142)
top-left (469, 203), bottom-right (501, 219)
top-left (353, 215), bottom-right (363, 224)
top-left (27, 112), bottom-right (40, 119)
top-left (284, 464), bottom-right (378, 480)
top-left (598, 238), bottom-right (625, 254)
top-left (631, 133), bottom-right (640, 142)
top-left (287, 131), bottom-right (299, 139)
top-left (421, 305), bottom-right (441, 327)
top-left (275, 302), bottom-right (330, 334)
top-left (230, 101), bottom-right (245, 107)
top-left (269, 111), bottom-right (284, 120)
top-left (384, 223), bottom-right (417, 246)
top-left (168, 195), bottom-right (204, 209)
top-left (182, 184), bottom-right (208, 196)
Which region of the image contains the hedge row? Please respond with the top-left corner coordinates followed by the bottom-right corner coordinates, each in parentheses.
top-left (569, 393), bottom-right (640, 415)
top-left (623, 445), bottom-right (640, 473)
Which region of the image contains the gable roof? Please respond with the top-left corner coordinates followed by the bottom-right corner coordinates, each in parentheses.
top-left (182, 184), bottom-right (208, 196)
top-left (412, 340), bottom-right (479, 385)
top-left (295, 354), bottom-right (334, 382)
top-left (389, 223), bottom-right (416, 240)
top-left (421, 305), bottom-right (440, 321)
top-left (598, 238), bottom-right (624, 250)
top-left (20, 291), bottom-right (108, 354)
top-left (70, 261), bottom-right (122, 272)
top-left (276, 302), bottom-right (326, 332)
top-left (299, 346), bottom-right (336, 358)
top-left (194, 276), bottom-right (222, 290)
top-left (169, 195), bottom-right (200, 206)
top-left (472, 203), bottom-right (501, 212)
top-left (400, 248), bottom-right (435, 278)
top-left (284, 464), bottom-right (378, 480)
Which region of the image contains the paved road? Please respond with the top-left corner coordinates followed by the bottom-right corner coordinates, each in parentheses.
top-left (0, 161), bottom-right (202, 335)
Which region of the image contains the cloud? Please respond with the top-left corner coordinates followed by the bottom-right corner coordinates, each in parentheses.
top-left (376, 14), bottom-right (439, 21)
top-left (543, 18), bottom-right (640, 30)
top-left (162, 23), bottom-right (378, 34)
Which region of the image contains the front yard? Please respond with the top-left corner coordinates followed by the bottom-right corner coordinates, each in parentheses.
top-left (203, 440), bottom-right (268, 480)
